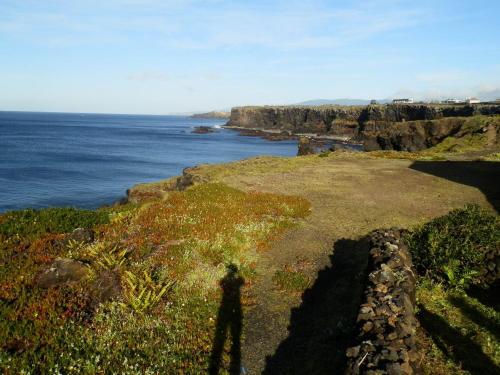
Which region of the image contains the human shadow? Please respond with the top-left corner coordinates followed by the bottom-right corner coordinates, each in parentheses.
top-left (263, 237), bottom-right (370, 375)
top-left (209, 264), bottom-right (244, 375)
top-left (409, 161), bottom-right (500, 213)
top-left (467, 281), bottom-right (500, 312)
top-left (418, 305), bottom-right (500, 375)
top-left (448, 293), bottom-right (500, 341)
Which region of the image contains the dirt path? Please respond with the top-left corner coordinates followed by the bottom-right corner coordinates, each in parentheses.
top-left (218, 156), bottom-right (499, 374)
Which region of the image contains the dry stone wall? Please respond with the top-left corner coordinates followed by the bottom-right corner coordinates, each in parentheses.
top-left (345, 229), bottom-right (420, 375)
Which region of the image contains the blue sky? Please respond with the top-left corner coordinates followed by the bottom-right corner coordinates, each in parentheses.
top-left (1, 0), bottom-right (499, 114)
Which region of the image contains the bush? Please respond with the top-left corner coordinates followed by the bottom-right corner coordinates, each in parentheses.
top-left (0, 207), bottom-right (109, 240)
top-left (407, 204), bottom-right (499, 288)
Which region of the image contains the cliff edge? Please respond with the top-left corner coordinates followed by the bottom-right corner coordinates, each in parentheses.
top-left (226, 104), bottom-right (500, 151)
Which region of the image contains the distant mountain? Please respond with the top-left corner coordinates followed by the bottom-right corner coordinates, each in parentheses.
top-left (296, 98), bottom-right (373, 106)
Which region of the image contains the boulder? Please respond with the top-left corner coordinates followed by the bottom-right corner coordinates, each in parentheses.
top-left (37, 258), bottom-right (89, 288)
top-left (191, 126), bottom-right (215, 134)
top-left (175, 167), bottom-right (210, 190)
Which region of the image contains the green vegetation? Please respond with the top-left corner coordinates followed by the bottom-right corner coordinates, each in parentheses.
top-left (0, 183), bottom-right (309, 373)
top-left (1, 132), bottom-right (498, 373)
top-left (0, 207), bottom-right (109, 241)
top-left (273, 268), bottom-right (312, 293)
top-left (407, 205), bottom-right (500, 374)
top-left (428, 116), bottom-right (499, 154)
top-left (430, 133), bottom-right (486, 154)
top-left (408, 204), bottom-right (499, 288)
top-left (416, 281), bottom-right (500, 375)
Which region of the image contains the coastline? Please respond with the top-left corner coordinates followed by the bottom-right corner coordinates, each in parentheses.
top-left (2, 141), bottom-right (499, 373)
top-left (0, 113), bottom-right (297, 213)
top-left (222, 124), bottom-right (356, 142)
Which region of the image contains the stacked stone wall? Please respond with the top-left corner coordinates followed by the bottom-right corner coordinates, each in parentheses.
top-left (345, 229), bottom-right (420, 375)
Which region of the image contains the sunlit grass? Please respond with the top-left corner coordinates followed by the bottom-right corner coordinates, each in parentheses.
top-left (416, 281), bottom-right (500, 375)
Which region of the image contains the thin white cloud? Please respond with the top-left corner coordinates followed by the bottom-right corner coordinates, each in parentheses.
top-left (0, 0), bottom-right (431, 50)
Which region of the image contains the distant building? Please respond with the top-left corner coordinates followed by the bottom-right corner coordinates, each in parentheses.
top-left (444, 98), bottom-right (465, 104)
top-left (392, 98), bottom-right (413, 104)
top-left (466, 97), bottom-right (480, 104)
top-left (370, 100), bottom-right (378, 105)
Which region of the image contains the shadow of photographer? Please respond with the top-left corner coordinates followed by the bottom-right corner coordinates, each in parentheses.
top-left (209, 264), bottom-right (244, 375)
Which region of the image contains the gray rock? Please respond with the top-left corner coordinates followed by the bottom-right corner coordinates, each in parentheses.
top-left (92, 270), bottom-right (122, 305)
top-left (37, 258), bottom-right (89, 288)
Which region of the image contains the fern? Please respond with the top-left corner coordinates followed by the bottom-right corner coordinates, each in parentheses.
top-left (121, 271), bottom-right (175, 312)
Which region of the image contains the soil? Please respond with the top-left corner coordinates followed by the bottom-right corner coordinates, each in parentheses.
top-left (214, 155), bottom-right (499, 374)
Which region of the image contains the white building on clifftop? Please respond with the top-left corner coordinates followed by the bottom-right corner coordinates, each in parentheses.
top-left (444, 98), bottom-right (465, 104)
top-left (392, 98), bottom-right (414, 104)
top-left (466, 97), bottom-right (480, 104)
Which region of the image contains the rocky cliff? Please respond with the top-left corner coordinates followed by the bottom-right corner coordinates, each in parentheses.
top-left (226, 104), bottom-right (500, 150)
top-left (363, 115), bottom-right (500, 151)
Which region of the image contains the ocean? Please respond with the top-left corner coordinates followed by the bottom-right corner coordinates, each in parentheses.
top-left (0, 111), bottom-right (297, 212)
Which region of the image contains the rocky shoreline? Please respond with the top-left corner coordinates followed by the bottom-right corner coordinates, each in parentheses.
top-left (225, 104), bottom-right (500, 151)
top-left (222, 125), bottom-right (362, 155)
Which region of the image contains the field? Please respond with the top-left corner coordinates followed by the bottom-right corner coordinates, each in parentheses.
top-left (1, 147), bottom-right (499, 374)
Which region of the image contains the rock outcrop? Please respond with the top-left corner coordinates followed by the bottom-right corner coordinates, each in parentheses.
top-left (297, 137), bottom-right (315, 156)
top-left (226, 104), bottom-right (500, 151)
top-left (192, 126), bottom-right (216, 134)
top-left (175, 166), bottom-right (210, 190)
top-left (37, 258), bottom-right (90, 288)
top-left (362, 117), bottom-right (466, 152)
top-left (364, 115), bottom-right (500, 151)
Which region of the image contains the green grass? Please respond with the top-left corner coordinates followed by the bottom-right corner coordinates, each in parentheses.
top-left (407, 205), bottom-right (500, 374)
top-left (0, 182), bottom-right (310, 373)
top-left (0, 207), bottom-right (109, 241)
top-left (273, 258), bottom-right (314, 294)
top-left (407, 204), bottom-right (499, 288)
top-left (273, 268), bottom-right (312, 293)
top-left (416, 281), bottom-right (500, 375)
top-left (429, 133), bottom-right (486, 154)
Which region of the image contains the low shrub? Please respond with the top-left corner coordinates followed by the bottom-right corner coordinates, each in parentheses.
top-left (407, 204), bottom-right (499, 288)
top-left (0, 183), bottom-right (310, 372)
top-left (0, 207), bottom-right (109, 240)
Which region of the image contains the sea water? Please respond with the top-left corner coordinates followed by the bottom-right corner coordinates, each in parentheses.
top-left (0, 111), bottom-right (297, 212)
